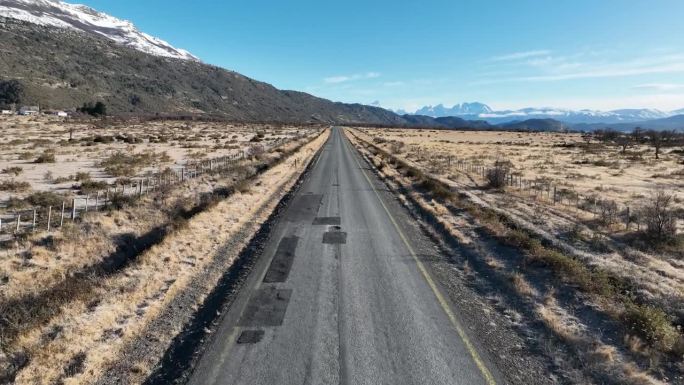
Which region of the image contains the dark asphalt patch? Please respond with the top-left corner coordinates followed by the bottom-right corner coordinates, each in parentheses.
top-left (263, 236), bottom-right (299, 283)
top-left (312, 217), bottom-right (341, 225)
top-left (237, 330), bottom-right (265, 344)
top-left (323, 231), bottom-right (347, 244)
top-left (287, 194), bottom-right (323, 222)
top-left (238, 288), bottom-right (292, 327)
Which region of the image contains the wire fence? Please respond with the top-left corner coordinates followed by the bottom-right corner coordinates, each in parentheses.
top-left (0, 151), bottom-right (250, 239)
top-left (429, 155), bottom-right (654, 231)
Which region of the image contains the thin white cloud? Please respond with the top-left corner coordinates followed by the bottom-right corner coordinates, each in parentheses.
top-left (632, 83), bottom-right (684, 91)
top-left (490, 50), bottom-right (551, 62)
top-left (475, 52), bottom-right (684, 84)
top-left (324, 72), bottom-right (380, 84)
top-left (383, 81), bottom-right (405, 87)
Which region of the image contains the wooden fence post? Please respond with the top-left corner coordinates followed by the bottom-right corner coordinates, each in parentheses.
top-left (32, 209), bottom-right (37, 232)
top-left (16, 214), bottom-right (20, 233)
top-left (47, 206), bottom-right (52, 232)
top-left (72, 199), bottom-right (77, 221)
top-left (60, 202), bottom-right (65, 228)
top-left (85, 195), bottom-right (89, 212)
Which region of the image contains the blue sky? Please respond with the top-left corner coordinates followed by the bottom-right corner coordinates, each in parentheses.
top-left (81, 0), bottom-right (684, 112)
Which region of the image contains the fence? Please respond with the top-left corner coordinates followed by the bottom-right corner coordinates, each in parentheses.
top-left (357, 131), bottom-right (649, 232)
top-left (431, 155), bottom-right (644, 230)
top-left (0, 151), bottom-right (252, 239)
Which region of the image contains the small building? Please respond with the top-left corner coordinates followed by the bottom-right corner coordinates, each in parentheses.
top-left (55, 111), bottom-right (68, 117)
top-left (1, 110), bottom-right (13, 115)
top-left (19, 106), bottom-right (40, 116)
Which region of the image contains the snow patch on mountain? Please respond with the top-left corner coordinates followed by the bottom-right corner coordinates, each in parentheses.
top-left (0, 0), bottom-right (198, 60)
top-left (409, 102), bottom-right (683, 125)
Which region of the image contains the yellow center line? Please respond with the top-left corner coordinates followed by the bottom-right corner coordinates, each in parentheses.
top-left (341, 128), bottom-right (497, 385)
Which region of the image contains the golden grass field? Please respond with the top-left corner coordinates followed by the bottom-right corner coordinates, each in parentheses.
top-left (362, 128), bottom-right (684, 213)
top-left (0, 117), bottom-right (326, 384)
top-left (347, 127), bottom-right (684, 385)
top-left (0, 115), bottom-right (310, 205)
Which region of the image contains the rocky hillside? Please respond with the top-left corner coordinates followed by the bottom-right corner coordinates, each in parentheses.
top-left (0, 16), bottom-right (408, 124)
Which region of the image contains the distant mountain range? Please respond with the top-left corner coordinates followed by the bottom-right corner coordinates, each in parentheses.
top-left (405, 103), bottom-right (684, 128)
top-left (0, 0), bottom-right (680, 132)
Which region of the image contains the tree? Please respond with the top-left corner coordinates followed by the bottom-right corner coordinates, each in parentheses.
top-left (595, 128), bottom-right (620, 144)
top-left (631, 127), bottom-right (644, 144)
top-left (0, 79), bottom-right (23, 108)
top-left (647, 130), bottom-right (663, 160)
top-left (79, 101), bottom-right (107, 117)
top-left (615, 135), bottom-right (632, 154)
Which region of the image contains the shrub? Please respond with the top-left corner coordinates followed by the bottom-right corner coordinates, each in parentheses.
top-left (486, 159), bottom-right (512, 189)
top-left (2, 166), bottom-right (23, 176)
top-left (418, 177), bottom-right (452, 200)
top-left (74, 172), bottom-right (91, 182)
top-left (246, 144), bottom-right (265, 158)
top-left (25, 191), bottom-right (65, 207)
top-left (0, 179), bottom-right (31, 192)
top-left (597, 199), bottom-right (619, 225)
top-left (80, 180), bottom-right (108, 193)
top-left (624, 303), bottom-right (679, 352)
top-left (34, 150), bottom-right (56, 163)
top-left (108, 193), bottom-right (136, 210)
top-left (99, 151), bottom-right (169, 177)
top-left (642, 191), bottom-right (678, 242)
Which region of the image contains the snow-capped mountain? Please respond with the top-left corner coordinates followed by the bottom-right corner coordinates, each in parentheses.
top-left (415, 102), bottom-right (492, 117)
top-left (0, 0), bottom-right (198, 60)
top-left (409, 102), bottom-right (681, 125)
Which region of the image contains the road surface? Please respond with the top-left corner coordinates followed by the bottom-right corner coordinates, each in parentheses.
top-left (188, 127), bottom-right (501, 385)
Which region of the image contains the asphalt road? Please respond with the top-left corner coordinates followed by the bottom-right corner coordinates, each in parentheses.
top-left (187, 127), bottom-right (501, 385)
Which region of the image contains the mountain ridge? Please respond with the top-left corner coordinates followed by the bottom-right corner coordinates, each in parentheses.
top-left (405, 102), bottom-right (682, 125)
top-left (0, 0), bottom-right (198, 60)
top-left (0, 14), bottom-right (410, 125)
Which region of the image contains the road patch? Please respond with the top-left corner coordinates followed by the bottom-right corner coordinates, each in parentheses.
top-left (238, 288), bottom-right (292, 327)
top-left (263, 236), bottom-right (299, 283)
top-left (287, 193), bottom-right (323, 222)
top-left (312, 217), bottom-right (341, 225)
top-left (323, 226), bottom-right (347, 244)
top-left (236, 330), bottom-right (265, 344)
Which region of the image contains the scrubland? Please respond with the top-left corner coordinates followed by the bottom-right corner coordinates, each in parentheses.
top-left (0, 115), bottom-right (326, 384)
top-left (0, 115), bottom-right (306, 207)
top-left (347, 127), bottom-right (684, 385)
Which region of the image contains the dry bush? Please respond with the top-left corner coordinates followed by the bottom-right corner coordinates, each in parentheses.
top-left (99, 151), bottom-right (170, 177)
top-left (34, 150), bottom-right (56, 164)
top-left (0, 179), bottom-right (31, 192)
top-left (2, 166), bottom-right (23, 176)
top-left (388, 141), bottom-right (405, 154)
top-left (24, 191), bottom-right (66, 207)
top-left (624, 303), bottom-right (679, 353)
top-left (486, 159), bottom-right (512, 189)
top-left (246, 144), bottom-right (265, 158)
top-left (641, 191), bottom-right (678, 242)
top-left (598, 199), bottom-right (619, 226)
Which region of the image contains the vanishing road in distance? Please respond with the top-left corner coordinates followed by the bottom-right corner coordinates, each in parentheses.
top-left (188, 127), bottom-right (501, 385)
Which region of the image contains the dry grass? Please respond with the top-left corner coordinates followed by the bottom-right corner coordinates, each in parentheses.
top-left (6, 128), bottom-right (328, 384)
top-left (346, 127), bottom-right (678, 384)
top-left (0, 115), bottom-right (313, 206)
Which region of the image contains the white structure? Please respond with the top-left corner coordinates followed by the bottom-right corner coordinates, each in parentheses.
top-left (1, 110), bottom-right (13, 115)
top-left (19, 106), bottom-right (39, 116)
top-left (55, 111), bottom-right (68, 117)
